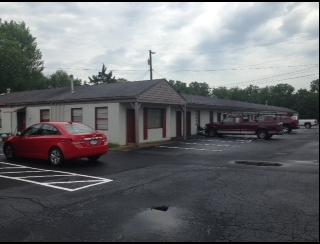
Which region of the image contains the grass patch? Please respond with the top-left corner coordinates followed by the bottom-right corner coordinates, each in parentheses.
top-left (108, 142), bottom-right (120, 148)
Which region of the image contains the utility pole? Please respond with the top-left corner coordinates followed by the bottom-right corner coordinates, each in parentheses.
top-left (148, 50), bottom-right (156, 80)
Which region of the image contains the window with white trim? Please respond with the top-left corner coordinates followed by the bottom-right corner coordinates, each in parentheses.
top-left (71, 108), bottom-right (83, 122)
top-left (40, 109), bottom-right (50, 122)
top-left (95, 107), bottom-right (108, 130)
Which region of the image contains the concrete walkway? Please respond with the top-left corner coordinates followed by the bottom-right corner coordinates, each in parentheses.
top-left (0, 137), bottom-right (193, 151)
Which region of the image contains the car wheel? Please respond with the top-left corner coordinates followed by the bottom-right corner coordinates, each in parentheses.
top-left (88, 156), bottom-right (101, 162)
top-left (49, 147), bottom-right (64, 166)
top-left (305, 123), bottom-right (311, 129)
top-left (208, 128), bottom-right (217, 138)
top-left (257, 129), bottom-right (268, 139)
top-left (4, 144), bottom-right (16, 161)
top-left (282, 125), bottom-right (290, 133)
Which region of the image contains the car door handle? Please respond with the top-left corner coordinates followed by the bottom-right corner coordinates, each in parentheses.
top-left (61, 140), bottom-right (66, 144)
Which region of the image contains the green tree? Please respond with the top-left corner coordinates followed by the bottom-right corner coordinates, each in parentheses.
top-left (243, 85), bottom-right (260, 103)
top-left (88, 63), bottom-right (116, 85)
top-left (257, 86), bottom-right (272, 105)
top-left (117, 77), bottom-right (129, 82)
top-left (228, 87), bottom-right (246, 101)
top-left (46, 70), bottom-right (82, 88)
top-left (188, 81), bottom-right (211, 96)
top-left (268, 84), bottom-right (295, 108)
top-left (211, 86), bottom-right (230, 99)
top-left (0, 19), bottom-right (44, 93)
top-left (293, 89), bottom-right (319, 120)
top-left (310, 79), bottom-right (319, 93)
top-left (168, 80), bottom-right (189, 93)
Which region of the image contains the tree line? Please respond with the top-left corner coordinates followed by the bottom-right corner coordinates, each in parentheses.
top-left (0, 19), bottom-right (318, 120)
top-left (168, 79), bottom-right (319, 120)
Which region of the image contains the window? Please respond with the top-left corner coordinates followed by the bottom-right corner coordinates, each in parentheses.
top-left (0, 110), bottom-right (2, 128)
top-left (147, 108), bottom-right (162, 128)
top-left (217, 112), bottom-right (221, 122)
top-left (40, 109), bottom-right (50, 122)
top-left (71, 108), bottom-right (83, 122)
top-left (95, 107), bottom-right (108, 130)
top-left (222, 118), bottom-right (233, 124)
top-left (42, 124), bottom-right (60, 135)
top-left (209, 111), bottom-right (214, 123)
top-left (195, 110), bottom-right (200, 125)
top-left (23, 124), bottom-right (42, 136)
top-left (63, 123), bottom-right (95, 134)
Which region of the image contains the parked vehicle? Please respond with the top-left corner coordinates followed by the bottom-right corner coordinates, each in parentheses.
top-left (197, 124), bottom-right (205, 136)
top-left (298, 119), bottom-right (318, 129)
top-left (204, 115), bottom-right (283, 139)
top-left (256, 115), bottom-right (299, 133)
top-left (275, 116), bottom-right (299, 133)
top-left (3, 122), bottom-right (108, 166)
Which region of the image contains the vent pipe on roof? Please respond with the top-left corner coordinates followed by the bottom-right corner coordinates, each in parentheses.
top-left (70, 75), bottom-right (74, 94)
top-left (7, 88), bottom-right (10, 93)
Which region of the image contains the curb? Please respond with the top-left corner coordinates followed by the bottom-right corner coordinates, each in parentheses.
top-left (109, 140), bottom-right (177, 151)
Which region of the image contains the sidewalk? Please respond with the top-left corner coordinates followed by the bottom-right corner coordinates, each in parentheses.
top-left (0, 137), bottom-right (190, 151)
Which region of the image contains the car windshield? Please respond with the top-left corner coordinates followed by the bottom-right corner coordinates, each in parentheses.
top-left (63, 124), bottom-right (96, 134)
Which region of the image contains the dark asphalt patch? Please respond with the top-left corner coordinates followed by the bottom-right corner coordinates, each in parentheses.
top-left (234, 160), bottom-right (282, 166)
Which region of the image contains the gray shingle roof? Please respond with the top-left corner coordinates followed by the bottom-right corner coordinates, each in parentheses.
top-left (0, 79), bottom-right (165, 105)
top-left (181, 93), bottom-right (297, 113)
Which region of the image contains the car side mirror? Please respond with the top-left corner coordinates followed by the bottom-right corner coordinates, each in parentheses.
top-left (16, 132), bottom-right (22, 136)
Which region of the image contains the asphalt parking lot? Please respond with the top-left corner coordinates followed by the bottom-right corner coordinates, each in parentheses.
top-left (0, 127), bottom-right (319, 242)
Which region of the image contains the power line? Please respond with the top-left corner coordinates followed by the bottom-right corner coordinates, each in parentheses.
top-left (135, 70), bottom-right (149, 81)
top-left (43, 63), bottom-right (318, 73)
top-left (211, 73), bottom-right (319, 88)
top-left (156, 35), bottom-right (319, 55)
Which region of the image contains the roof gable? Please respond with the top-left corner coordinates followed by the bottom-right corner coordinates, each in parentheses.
top-left (138, 80), bottom-right (186, 105)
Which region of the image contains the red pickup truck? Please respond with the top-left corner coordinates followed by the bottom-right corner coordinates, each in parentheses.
top-left (204, 115), bottom-right (283, 139)
top-left (257, 115), bottom-right (299, 133)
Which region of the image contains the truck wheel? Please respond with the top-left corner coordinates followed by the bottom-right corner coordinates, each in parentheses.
top-left (282, 125), bottom-right (290, 133)
top-left (208, 128), bottom-right (217, 138)
top-left (305, 123), bottom-right (311, 129)
top-left (257, 129), bottom-right (268, 139)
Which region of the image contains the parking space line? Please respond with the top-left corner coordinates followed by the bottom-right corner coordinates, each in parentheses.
top-left (157, 146), bottom-right (222, 151)
top-left (0, 162), bottom-right (113, 192)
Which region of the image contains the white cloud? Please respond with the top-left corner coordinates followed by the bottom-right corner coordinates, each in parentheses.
top-left (0, 2), bottom-right (318, 90)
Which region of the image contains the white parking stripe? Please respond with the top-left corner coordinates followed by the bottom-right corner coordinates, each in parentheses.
top-left (157, 146), bottom-right (222, 151)
top-left (0, 162), bottom-right (112, 192)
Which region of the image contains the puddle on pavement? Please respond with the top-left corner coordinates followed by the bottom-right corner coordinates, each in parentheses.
top-left (124, 206), bottom-right (184, 233)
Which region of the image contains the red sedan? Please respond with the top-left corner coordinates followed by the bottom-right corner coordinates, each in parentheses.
top-left (3, 122), bottom-right (108, 166)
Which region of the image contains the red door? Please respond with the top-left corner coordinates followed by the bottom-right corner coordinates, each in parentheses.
top-left (126, 109), bottom-right (135, 144)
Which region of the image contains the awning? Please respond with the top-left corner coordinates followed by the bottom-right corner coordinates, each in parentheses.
top-left (3, 106), bottom-right (26, 113)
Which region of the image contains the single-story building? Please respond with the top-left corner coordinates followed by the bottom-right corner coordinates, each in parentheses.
top-left (0, 79), bottom-right (297, 145)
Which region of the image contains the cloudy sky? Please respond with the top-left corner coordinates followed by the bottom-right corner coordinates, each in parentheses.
top-left (1, 2), bottom-right (319, 91)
